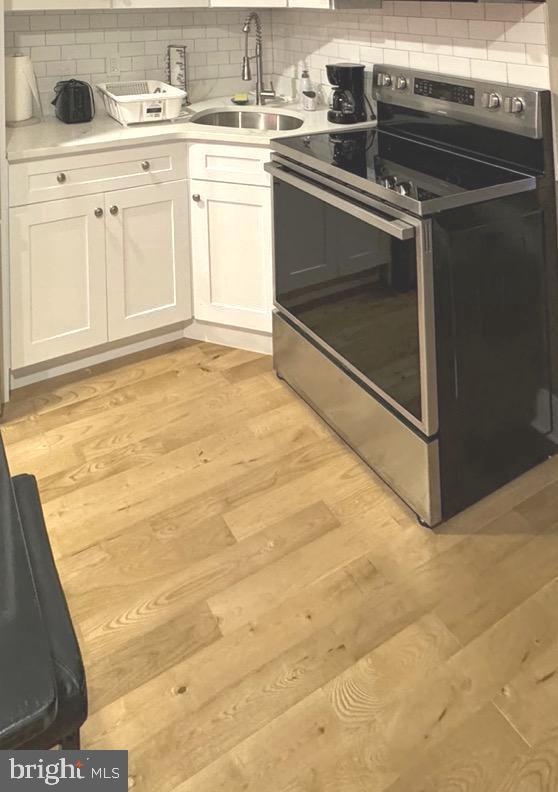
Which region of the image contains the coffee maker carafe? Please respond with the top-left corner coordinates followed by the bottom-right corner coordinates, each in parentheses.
top-left (326, 63), bottom-right (367, 124)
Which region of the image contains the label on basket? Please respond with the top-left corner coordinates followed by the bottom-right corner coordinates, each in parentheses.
top-left (0, 751), bottom-right (128, 789)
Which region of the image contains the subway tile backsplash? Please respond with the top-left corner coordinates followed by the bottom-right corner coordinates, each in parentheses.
top-left (5, 8), bottom-right (273, 114)
top-left (272, 1), bottom-right (550, 95)
top-left (5, 1), bottom-right (550, 118)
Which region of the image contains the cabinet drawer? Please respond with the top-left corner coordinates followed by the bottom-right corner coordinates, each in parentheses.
top-left (188, 143), bottom-right (270, 186)
top-left (9, 143), bottom-right (188, 207)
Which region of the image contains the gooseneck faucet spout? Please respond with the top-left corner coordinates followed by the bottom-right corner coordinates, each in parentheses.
top-left (241, 11), bottom-right (276, 106)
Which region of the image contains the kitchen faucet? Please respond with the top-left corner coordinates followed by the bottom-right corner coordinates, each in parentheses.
top-left (241, 11), bottom-right (276, 106)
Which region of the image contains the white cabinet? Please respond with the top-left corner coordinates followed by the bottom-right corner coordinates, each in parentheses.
top-left (7, 0), bottom-right (207, 7)
top-left (106, 182), bottom-right (191, 340)
top-left (10, 143), bottom-right (188, 208)
top-left (210, 0), bottom-right (286, 6)
top-left (113, 0), bottom-right (208, 7)
top-left (10, 181), bottom-right (191, 369)
top-left (10, 195), bottom-right (108, 368)
top-left (6, 0), bottom-right (110, 8)
top-left (189, 142), bottom-right (270, 187)
top-left (190, 179), bottom-right (272, 334)
top-left (288, 0), bottom-right (330, 6)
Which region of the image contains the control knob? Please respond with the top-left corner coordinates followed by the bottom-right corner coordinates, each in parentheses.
top-left (503, 96), bottom-right (524, 114)
top-left (395, 76), bottom-right (408, 91)
top-left (481, 91), bottom-right (501, 110)
top-left (378, 72), bottom-right (392, 87)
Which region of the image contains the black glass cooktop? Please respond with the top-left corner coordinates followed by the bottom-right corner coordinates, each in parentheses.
top-left (273, 128), bottom-right (535, 215)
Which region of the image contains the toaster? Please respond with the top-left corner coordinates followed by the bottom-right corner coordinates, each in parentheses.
top-left (52, 80), bottom-right (95, 124)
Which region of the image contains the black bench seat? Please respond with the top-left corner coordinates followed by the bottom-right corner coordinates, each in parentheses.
top-left (0, 440), bottom-right (87, 750)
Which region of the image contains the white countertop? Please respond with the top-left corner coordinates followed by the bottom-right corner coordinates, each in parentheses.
top-left (6, 96), bottom-right (377, 162)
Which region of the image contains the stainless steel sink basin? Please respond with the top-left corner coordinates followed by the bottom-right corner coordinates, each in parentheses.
top-left (191, 110), bottom-right (304, 132)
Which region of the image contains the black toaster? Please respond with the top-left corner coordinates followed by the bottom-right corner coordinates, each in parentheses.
top-left (52, 80), bottom-right (95, 124)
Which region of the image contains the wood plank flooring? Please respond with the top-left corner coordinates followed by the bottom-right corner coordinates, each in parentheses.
top-left (4, 338), bottom-right (558, 791)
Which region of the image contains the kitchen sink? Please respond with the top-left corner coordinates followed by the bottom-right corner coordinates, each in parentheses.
top-left (190, 110), bottom-right (304, 132)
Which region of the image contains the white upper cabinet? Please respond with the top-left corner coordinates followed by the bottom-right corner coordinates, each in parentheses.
top-left (112, 0), bottom-right (208, 7)
top-left (6, 0), bottom-right (208, 8)
top-left (105, 181), bottom-right (192, 341)
top-left (4, 0), bottom-right (331, 8)
top-left (10, 194), bottom-right (109, 368)
top-left (210, 0), bottom-right (286, 6)
top-left (6, 0), bottom-right (315, 8)
top-left (6, 0), bottom-right (110, 9)
top-left (288, 0), bottom-right (330, 6)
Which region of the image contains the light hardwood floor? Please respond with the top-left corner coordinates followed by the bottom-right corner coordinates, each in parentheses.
top-left (4, 338), bottom-right (558, 791)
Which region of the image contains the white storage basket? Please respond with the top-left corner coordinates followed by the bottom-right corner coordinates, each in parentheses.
top-left (97, 80), bottom-right (186, 126)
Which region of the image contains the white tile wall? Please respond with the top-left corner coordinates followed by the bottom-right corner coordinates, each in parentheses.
top-left (5, 8), bottom-right (272, 114)
top-left (271, 1), bottom-right (550, 98)
top-left (5, 2), bottom-right (551, 118)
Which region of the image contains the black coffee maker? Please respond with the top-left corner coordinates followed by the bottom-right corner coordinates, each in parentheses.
top-left (326, 63), bottom-right (368, 125)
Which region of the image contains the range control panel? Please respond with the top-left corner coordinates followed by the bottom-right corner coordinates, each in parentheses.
top-left (414, 77), bottom-right (475, 106)
top-left (373, 64), bottom-right (543, 139)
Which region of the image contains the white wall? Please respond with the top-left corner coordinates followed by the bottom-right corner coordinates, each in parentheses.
top-left (272, 1), bottom-right (550, 98)
top-left (5, 8), bottom-right (272, 112)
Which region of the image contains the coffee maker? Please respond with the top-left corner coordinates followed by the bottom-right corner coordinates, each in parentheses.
top-left (326, 63), bottom-right (368, 125)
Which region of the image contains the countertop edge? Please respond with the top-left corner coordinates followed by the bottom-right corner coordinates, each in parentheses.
top-left (6, 99), bottom-right (377, 163)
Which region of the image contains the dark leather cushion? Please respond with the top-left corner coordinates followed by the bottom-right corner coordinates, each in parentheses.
top-left (12, 475), bottom-right (87, 748)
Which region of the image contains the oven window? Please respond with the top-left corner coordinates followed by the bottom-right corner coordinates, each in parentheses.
top-left (274, 178), bottom-right (422, 422)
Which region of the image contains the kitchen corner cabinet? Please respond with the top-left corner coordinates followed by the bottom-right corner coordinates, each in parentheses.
top-left (190, 179), bottom-right (273, 333)
top-left (10, 179), bottom-right (191, 369)
top-left (10, 195), bottom-right (108, 368)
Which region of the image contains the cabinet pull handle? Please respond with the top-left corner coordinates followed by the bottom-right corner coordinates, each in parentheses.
top-left (141, 161), bottom-right (150, 171)
top-left (192, 194), bottom-right (201, 202)
top-left (110, 205), bottom-right (119, 216)
top-left (57, 173), bottom-right (67, 184)
top-left (94, 207), bottom-right (104, 218)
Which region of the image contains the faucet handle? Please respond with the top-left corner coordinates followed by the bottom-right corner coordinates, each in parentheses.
top-left (262, 81), bottom-right (276, 99)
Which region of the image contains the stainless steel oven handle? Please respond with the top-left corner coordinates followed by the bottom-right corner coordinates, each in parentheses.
top-left (265, 163), bottom-right (415, 241)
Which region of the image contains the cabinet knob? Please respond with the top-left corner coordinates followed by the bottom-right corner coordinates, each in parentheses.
top-left (110, 205), bottom-right (119, 216)
top-left (192, 194), bottom-right (201, 202)
top-left (57, 173), bottom-right (67, 184)
top-left (141, 161), bottom-right (150, 171)
top-left (94, 207), bottom-right (104, 218)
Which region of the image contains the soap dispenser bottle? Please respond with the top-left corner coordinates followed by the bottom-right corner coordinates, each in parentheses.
top-left (300, 70), bottom-right (317, 111)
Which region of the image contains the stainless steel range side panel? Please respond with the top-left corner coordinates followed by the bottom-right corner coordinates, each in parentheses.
top-left (273, 312), bottom-right (442, 526)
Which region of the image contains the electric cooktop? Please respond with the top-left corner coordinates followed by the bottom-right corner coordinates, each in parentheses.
top-left (272, 128), bottom-right (536, 216)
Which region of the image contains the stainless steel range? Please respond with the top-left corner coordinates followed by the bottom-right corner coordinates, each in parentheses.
top-left (266, 65), bottom-right (558, 527)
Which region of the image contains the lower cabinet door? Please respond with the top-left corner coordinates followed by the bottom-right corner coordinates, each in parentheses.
top-left (105, 181), bottom-right (191, 341)
top-left (190, 179), bottom-right (273, 333)
top-left (10, 194), bottom-right (108, 368)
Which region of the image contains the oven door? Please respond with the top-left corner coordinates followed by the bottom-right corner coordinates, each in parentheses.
top-left (267, 160), bottom-right (438, 437)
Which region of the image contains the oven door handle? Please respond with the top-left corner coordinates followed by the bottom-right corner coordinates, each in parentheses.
top-left (265, 163), bottom-right (416, 241)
